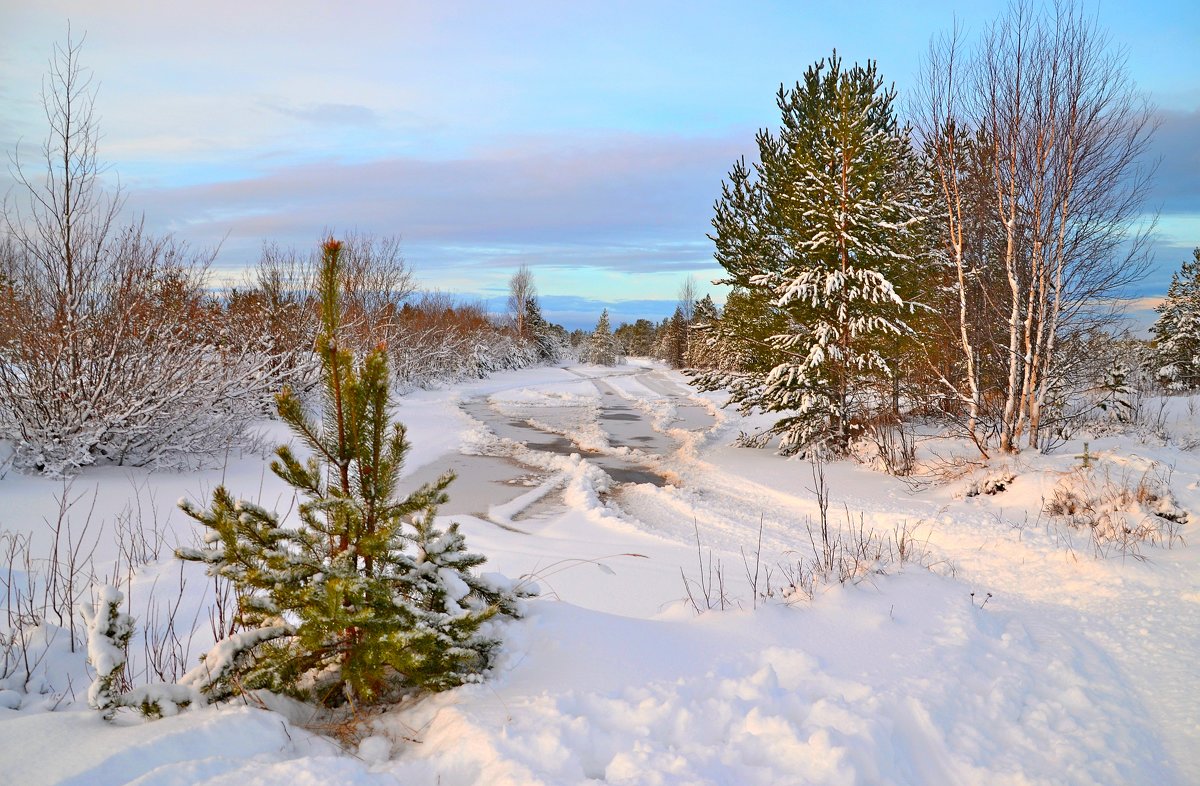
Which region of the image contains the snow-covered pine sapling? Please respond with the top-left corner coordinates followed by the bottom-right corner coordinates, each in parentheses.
top-left (81, 586), bottom-right (134, 719)
top-left (176, 621), bottom-right (295, 702)
top-left (175, 487), bottom-right (300, 700)
top-left (178, 238), bottom-right (526, 707)
top-left (378, 514), bottom-right (523, 691)
top-left (82, 585), bottom-right (202, 720)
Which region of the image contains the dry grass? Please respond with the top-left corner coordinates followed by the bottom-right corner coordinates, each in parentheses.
top-left (1044, 465), bottom-right (1188, 559)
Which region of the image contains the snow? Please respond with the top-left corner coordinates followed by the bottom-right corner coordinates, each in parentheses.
top-left (0, 704), bottom-right (345, 785)
top-left (1, 363), bottom-right (1197, 784)
top-left (179, 626), bottom-right (294, 694)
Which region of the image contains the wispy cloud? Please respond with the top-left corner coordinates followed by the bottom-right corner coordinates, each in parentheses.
top-left (263, 101), bottom-right (383, 128)
top-left (123, 132), bottom-right (744, 298)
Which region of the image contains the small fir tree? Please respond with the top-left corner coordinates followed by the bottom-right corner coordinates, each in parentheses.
top-left (658, 307), bottom-right (688, 369)
top-left (1099, 360), bottom-right (1134, 422)
top-left (81, 586), bottom-right (134, 720)
top-left (523, 297), bottom-right (564, 362)
top-left (178, 239), bottom-right (524, 705)
top-left (581, 309), bottom-right (620, 365)
top-left (1152, 248), bottom-right (1200, 390)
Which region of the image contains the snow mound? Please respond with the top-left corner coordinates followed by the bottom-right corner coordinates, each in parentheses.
top-left (0, 704), bottom-right (343, 785)
top-left (373, 573), bottom-right (1172, 785)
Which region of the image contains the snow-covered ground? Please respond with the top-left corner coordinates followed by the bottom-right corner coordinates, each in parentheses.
top-left (1, 361), bottom-right (1197, 785)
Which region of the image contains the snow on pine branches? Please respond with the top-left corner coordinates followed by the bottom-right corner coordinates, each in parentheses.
top-left (1153, 248), bottom-right (1200, 390)
top-left (694, 52), bottom-right (928, 455)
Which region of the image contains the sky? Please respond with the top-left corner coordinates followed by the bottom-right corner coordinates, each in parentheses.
top-left (2, 0), bottom-right (1198, 329)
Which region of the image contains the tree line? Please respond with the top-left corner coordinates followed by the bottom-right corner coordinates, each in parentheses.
top-left (2, 2), bottom-right (1182, 473)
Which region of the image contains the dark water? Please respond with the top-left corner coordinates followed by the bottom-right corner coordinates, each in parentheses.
top-left (462, 397), bottom-right (670, 487)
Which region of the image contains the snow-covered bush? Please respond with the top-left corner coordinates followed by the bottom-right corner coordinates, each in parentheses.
top-left (81, 586), bottom-right (205, 720)
top-left (0, 39), bottom-right (289, 475)
top-left (0, 268), bottom-right (291, 475)
top-left (81, 585), bottom-right (134, 718)
top-left (963, 469), bottom-right (1017, 497)
top-left (389, 293), bottom-right (548, 391)
top-left (852, 420), bottom-right (917, 477)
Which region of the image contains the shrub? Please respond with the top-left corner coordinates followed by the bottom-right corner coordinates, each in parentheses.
top-left (1044, 464), bottom-right (1188, 557)
top-left (1, 37), bottom-right (286, 474)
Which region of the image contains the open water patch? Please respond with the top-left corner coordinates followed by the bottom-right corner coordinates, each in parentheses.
top-left (463, 397), bottom-right (669, 488)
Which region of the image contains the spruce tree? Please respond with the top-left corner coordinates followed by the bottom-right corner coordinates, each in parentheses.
top-left (659, 307), bottom-right (688, 369)
top-left (582, 309), bottom-right (619, 365)
top-left (613, 318), bottom-right (657, 357)
top-left (523, 297), bottom-right (564, 362)
top-left (1152, 248), bottom-right (1200, 390)
top-left (694, 52), bottom-right (926, 454)
top-left (685, 295), bottom-right (721, 369)
top-left (178, 239), bottom-right (523, 705)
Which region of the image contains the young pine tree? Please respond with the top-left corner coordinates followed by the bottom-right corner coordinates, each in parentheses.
top-left (178, 239), bottom-right (524, 706)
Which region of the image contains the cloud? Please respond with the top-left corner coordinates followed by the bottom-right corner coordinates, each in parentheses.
top-left (264, 101), bottom-right (383, 128)
top-left (1148, 108), bottom-right (1200, 214)
top-left (1112, 296), bottom-right (1165, 338)
top-left (1120, 296), bottom-right (1165, 312)
top-left (122, 132), bottom-right (744, 295)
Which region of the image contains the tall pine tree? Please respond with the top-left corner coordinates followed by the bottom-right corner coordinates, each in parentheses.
top-left (694, 53), bottom-right (926, 454)
top-left (178, 239), bottom-right (524, 706)
top-left (659, 307), bottom-right (688, 369)
top-left (523, 297), bottom-right (565, 362)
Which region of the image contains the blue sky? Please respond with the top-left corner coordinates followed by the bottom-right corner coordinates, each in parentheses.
top-left (2, 0), bottom-right (1198, 328)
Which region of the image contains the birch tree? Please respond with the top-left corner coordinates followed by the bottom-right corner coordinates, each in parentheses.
top-left (917, 1), bottom-right (1156, 452)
